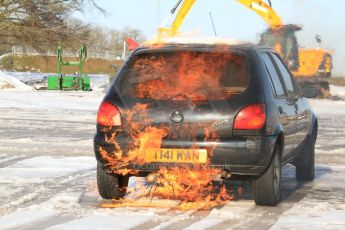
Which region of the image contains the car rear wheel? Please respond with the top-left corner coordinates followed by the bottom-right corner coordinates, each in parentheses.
top-left (295, 130), bottom-right (316, 181)
top-left (252, 146), bottom-right (281, 206)
top-left (97, 163), bottom-right (129, 199)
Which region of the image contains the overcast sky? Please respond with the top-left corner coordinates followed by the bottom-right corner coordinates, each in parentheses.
top-left (82, 0), bottom-right (345, 75)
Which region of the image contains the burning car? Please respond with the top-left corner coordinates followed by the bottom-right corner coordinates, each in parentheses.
top-left (94, 43), bottom-right (318, 206)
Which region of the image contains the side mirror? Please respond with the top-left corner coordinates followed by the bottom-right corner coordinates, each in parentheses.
top-left (302, 86), bottom-right (317, 98)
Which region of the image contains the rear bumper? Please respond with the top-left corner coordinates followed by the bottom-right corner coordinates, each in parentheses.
top-left (94, 134), bottom-right (277, 176)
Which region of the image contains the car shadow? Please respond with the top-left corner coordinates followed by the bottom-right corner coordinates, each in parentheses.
top-left (92, 165), bottom-right (333, 211)
top-left (219, 164), bottom-right (333, 203)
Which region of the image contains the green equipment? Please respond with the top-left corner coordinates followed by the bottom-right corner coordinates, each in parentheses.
top-left (48, 45), bottom-right (91, 91)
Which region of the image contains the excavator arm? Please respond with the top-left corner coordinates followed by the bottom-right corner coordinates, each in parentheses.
top-left (158, 0), bottom-right (282, 37)
top-left (158, 0), bottom-right (196, 37)
top-left (238, 0), bottom-right (282, 28)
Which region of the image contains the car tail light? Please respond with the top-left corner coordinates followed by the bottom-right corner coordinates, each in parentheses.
top-left (234, 104), bottom-right (266, 130)
top-left (97, 101), bottom-right (122, 126)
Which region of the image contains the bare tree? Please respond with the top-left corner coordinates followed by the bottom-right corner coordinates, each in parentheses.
top-left (86, 25), bottom-right (111, 53)
top-left (0, 0), bottom-right (102, 52)
top-left (84, 26), bottom-right (146, 54)
top-left (111, 27), bottom-right (145, 51)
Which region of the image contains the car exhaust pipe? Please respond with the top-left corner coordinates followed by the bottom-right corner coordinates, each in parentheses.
top-left (146, 170), bottom-right (231, 186)
top-left (220, 171), bottom-right (232, 180)
top-left (146, 173), bottom-right (164, 185)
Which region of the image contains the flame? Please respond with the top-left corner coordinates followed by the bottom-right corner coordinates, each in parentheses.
top-left (99, 103), bottom-right (170, 171)
top-left (129, 50), bottom-right (247, 101)
top-left (150, 167), bottom-right (234, 210)
top-left (101, 166), bottom-right (235, 210)
top-left (99, 104), bottom-right (236, 210)
top-left (98, 46), bottom-right (244, 210)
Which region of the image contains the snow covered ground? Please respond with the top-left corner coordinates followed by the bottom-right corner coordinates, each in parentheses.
top-left (330, 85), bottom-right (345, 100)
top-left (0, 71), bottom-right (33, 90)
top-left (1, 71), bottom-right (109, 91)
top-left (1, 81), bottom-right (345, 229)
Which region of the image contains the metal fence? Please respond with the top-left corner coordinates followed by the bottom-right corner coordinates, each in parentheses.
top-left (10, 46), bottom-right (128, 60)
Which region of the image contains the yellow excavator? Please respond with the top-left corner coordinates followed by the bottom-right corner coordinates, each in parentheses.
top-left (158, 0), bottom-right (333, 96)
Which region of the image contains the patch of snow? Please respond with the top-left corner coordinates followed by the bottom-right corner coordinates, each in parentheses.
top-left (310, 99), bottom-right (345, 115)
top-left (151, 211), bottom-right (194, 230)
top-left (0, 71), bottom-right (32, 90)
top-left (0, 187), bottom-right (46, 210)
top-left (0, 156), bottom-right (23, 164)
top-left (316, 148), bottom-right (345, 155)
top-left (0, 210), bottom-right (58, 230)
top-left (271, 202), bottom-right (345, 230)
top-left (0, 156), bottom-right (96, 184)
top-left (0, 192), bottom-right (82, 230)
top-left (184, 201), bottom-right (254, 230)
top-left (330, 85), bottom-right (345, 99)
top-left (28, 192), bottom-right (83, 211)
top-left (0, 90), bottom-right (103, 111)
top-left (255, 165), bottom-right (345, 230)
top-left (3, 71), bottom-right (109, 91)
top-left (47, 210), bottom-right (156, 230)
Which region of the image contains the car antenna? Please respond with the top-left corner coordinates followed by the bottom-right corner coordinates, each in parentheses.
top-left (209, 11), bottom-right (218, 36)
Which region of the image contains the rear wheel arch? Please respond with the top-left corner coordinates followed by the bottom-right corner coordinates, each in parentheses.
top-left (312, 119), bottom-right (318, 137)
top-left (295, 122), bottom-right (316, 181)
top-left (251, 134), bottom-right (284, 206)
top-left (261, 133), bottom-right (284, 177)
top-left (275, 132), bottom-right (284, 157)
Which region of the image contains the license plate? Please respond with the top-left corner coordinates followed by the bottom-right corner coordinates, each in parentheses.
top-left (145, 149), bottom-right (208, 164)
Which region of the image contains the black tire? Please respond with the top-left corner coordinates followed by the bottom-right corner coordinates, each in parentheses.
top-left (252, 146), bottom-right (281, 206)
top-left (295, 130), bottom-right (316, 181)
top-left (97, 163), bottom-right (129, 199)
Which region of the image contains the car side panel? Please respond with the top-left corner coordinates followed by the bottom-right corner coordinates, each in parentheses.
top-left (276, 99), bottom-right (297, 159)
top-left (293, 97), bottom-right (314, 157)
top-left (257, 50), bottom-right (297, 160)
top-left (268, 53), bottom-right (300, 161)
top-left (295, 97), bottom-right (309, 141)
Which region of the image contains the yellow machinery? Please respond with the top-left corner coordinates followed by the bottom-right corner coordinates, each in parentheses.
top-left (158, 0), bottom-right (282, 37)
top-left (158, 0), bottom-right (333, 96)
top-left (296, 49), bottom-right (333, 78)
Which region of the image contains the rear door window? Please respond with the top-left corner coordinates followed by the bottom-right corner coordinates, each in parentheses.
top-left (271, 54), bottom-right (296, 96)
top-left (261, 53), bottom-right (285, 97)
top-left (118, 50), bottom-right (249, 101)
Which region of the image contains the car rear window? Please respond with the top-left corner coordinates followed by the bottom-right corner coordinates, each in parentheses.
top-left (118, 50), bottom-right (249, 100)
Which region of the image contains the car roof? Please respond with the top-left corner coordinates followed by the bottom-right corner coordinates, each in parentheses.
top-left (135, 43), bottom-right (274, 55)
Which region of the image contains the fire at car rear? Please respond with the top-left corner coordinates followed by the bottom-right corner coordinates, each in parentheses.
top-left (94, 43), bottom-right (277, 208)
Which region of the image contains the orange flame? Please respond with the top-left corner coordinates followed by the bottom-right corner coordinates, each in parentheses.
top-left (130, 50), bottom-right (246, 101)
top-left (98, 48), bottom-right (243, 210)
top-left (99, 103), bottom-right (169, 171)
top-left (101, 166), bottom-right (235, 210)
